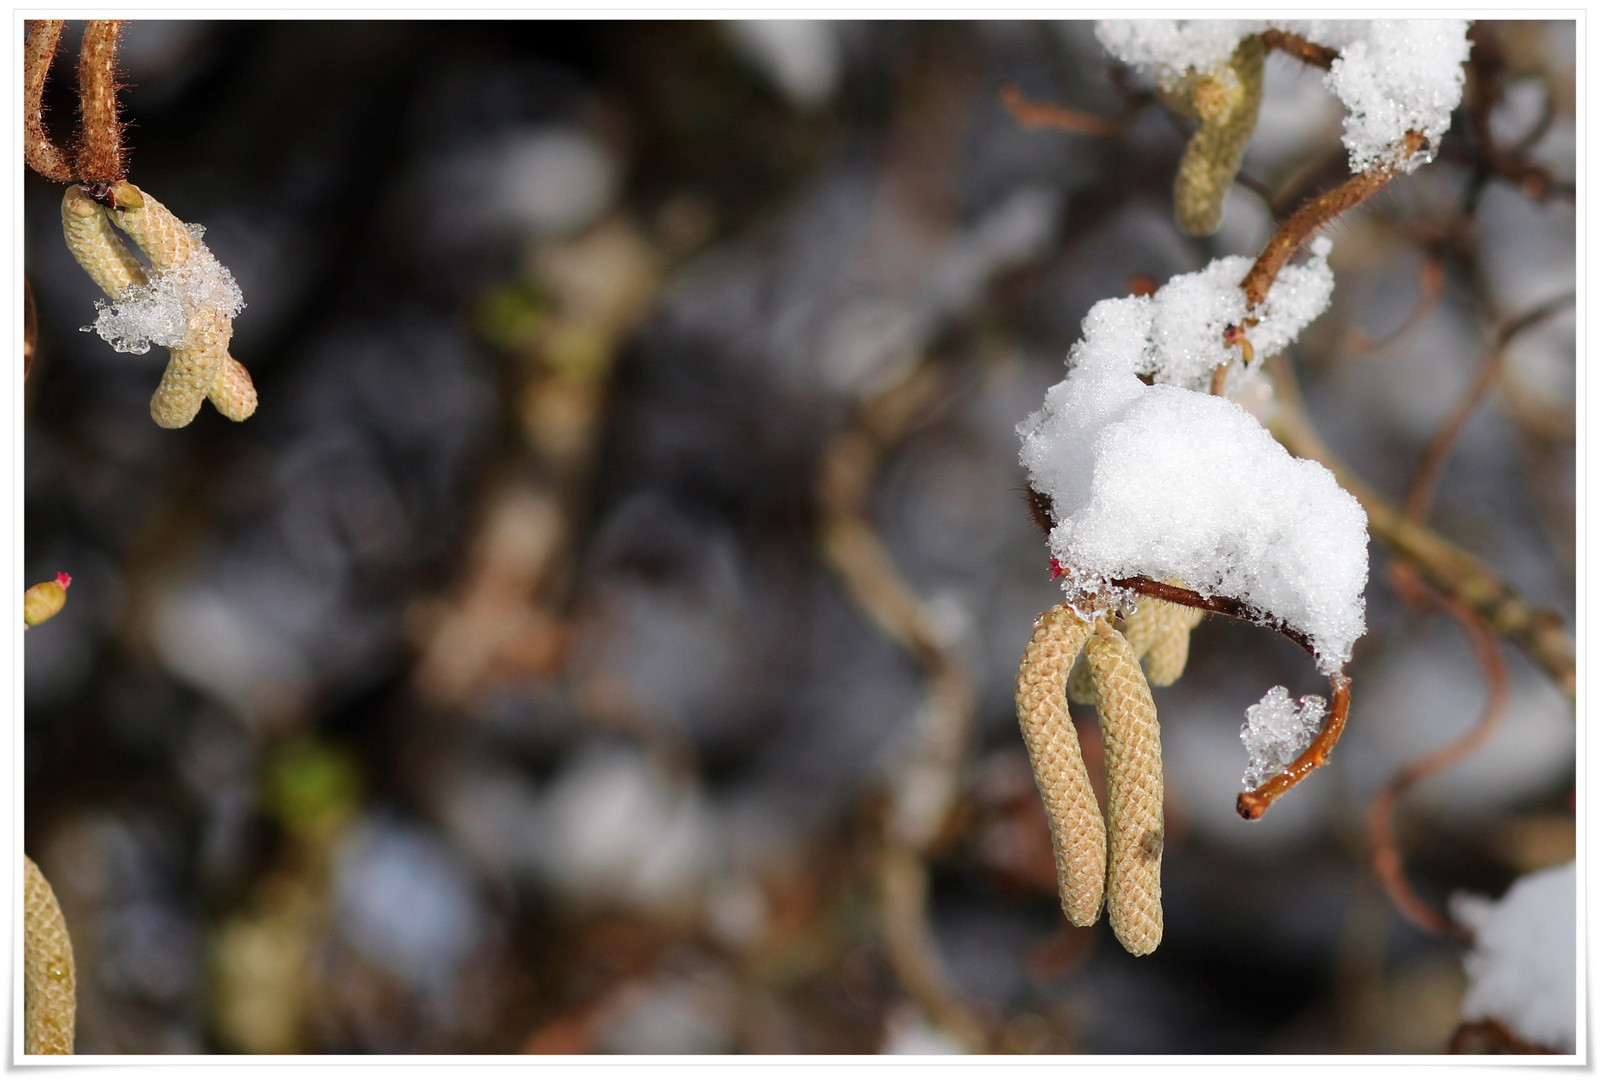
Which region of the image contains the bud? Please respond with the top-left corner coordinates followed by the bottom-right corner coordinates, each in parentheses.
top-left (24, 572), bottom-right (71, 627)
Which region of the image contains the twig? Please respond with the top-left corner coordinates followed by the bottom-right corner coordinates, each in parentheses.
top-left (1367, 583), bottom-right (1506, 941)
top-left (1346, 252), bottom-right (1445, 354)
top-left (1265, 354), bottom-right (1574, 698)
top-left (75, 20), bottom-right (127, 186)
top-left (998, 82), bottom-right (1145, 138)
top-left (1402, 292), bottom-right (1576, 522)
top-left (1106, 575), bottom-right (1349, 821)
top-left (24, 20), bottom-right (74, 183)
top-left (1237, 673), bottom-right (1349, 821)
top-left (1259, 28), bottom-right (1337, 70)
top-left (1241, 130), bottom-right (1428, 310)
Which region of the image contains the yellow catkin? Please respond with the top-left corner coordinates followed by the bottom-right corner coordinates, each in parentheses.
top-left (61, 186), bottom-right (148, 298)
top-left (23, 856), bottom-right (76, 1055)
top-left (1171, 36), bottom-right (1265, 237)
top-left (24, 578), bottom-right (68, 627)
top-left (1066, 652), bottom-right (1097, 705)
top-left (1085, 621), bottom-right (1164, 956)
top-left (1143, 604), bottom-right (1205, 687)
top-left (99, 181), bottom-right (257, 426)
top-left (1015, 605), bottom-right (1106, 926)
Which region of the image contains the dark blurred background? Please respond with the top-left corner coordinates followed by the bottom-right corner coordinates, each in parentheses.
top-left (24, 20), bottom-right (1574, 1054)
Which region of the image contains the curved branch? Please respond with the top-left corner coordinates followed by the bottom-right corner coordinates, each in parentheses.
top-left (1368, 583), bottom-right (1506, 941)
top-left (24, 20), bottom-right (74, 183)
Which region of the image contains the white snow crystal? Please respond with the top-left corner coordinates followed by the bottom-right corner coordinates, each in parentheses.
top-left (87, 222), bottom-right (245, 354)
top-left (1017, 244), bottom-right (1367, 673)
top-left (1240, 685), bottom-right (1326, 789)
top-left (1096, 19), bottom-right (1470, 175)
top-left (1451, 862), bottom-right (1576, 1053)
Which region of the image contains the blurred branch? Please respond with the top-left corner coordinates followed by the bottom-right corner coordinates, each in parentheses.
top-left (1458, 23), bottom-right (1574, 207)
top-left (1402, 291), bottom-right (1575, 521)
top-left (817, 366), bottom-right (990, 1052)
top-left (998, 82), bottom-right (1146, 138)
top-left (1368, 580), bottom-right (1505, 942)
top-left (1346, 252), bottom-right (1445, 354)
top-left (25, 281), bottom-right (38, 382)
top-left (1265, 354), bottom-right (1575, 698)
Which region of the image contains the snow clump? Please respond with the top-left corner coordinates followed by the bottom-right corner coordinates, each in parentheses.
top-left (86, 222), bottom-right (245, 354)
top-left (1451, 862), bottom-right (1576, 1053)
top-left (1096, 19), bottom-right (1471, 174)
top-left (1240, 685), bottom-right (1326, 789)
top-left (1017, 239), bottom-right (1367, 674)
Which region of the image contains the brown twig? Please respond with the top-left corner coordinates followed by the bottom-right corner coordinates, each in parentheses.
top-left (24, 20), bottom-right (74, 183)
top-left (1367, 583), bottom-right (1506, 941)
top-left (1104, 575), bottom-right (1349, 820)
top-left (1236, 673), bottom-right (1350, 821)
top-left (998, 82), bottom-right (1144, 139)
top-left (1346, 252), bottom-right (1446, 354)
top-left (1460, 23), bottom-right (1573, 207)
top-left (1402, 292), bottom-right (1576, 522)
top-left (1259, 28), bottom-right (1337, 70)
top-left (1265, 354), bottom-right (1574, 698)
top-left (75, 20), bottom-right (127, 186)
top-left (1241, 130), bottom-right (1428, 310)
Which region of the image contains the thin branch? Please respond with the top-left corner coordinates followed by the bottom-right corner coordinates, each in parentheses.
top-left (1259, 28), bottom-right (1337, 70)
top-left (1241, 130), bottom-right (1427, 310)
top-left (75, 20), bottom-right (127, 185)
top-left (1265, 354), bottom-right (1575, 698)
top-left (1237, 673), bottom-right (1349, 821)
top-left (1346, 252), bottom-right (1445, 354)
top-left (1402, 292), bottom-right (1576, 521)
top-left (1368, 582), bottom-right (1506, 942)
top-left (24, 20), bottom-right (75, 183)
top-left (998, 82), bottom-right (1147, 139)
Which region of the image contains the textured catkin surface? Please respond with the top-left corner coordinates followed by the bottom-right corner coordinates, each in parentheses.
top-left (1086, 621), bottom-right (1164, 955)
top-left (210, 356), bottom-right (259, 421)
top-left (1067, 651), bottom-right (1098, 705)
top-left (23, 856), bottom-right (75, 1055)
top-left (97, 181), bottom-right (256, 426)
top-left (61, 186), bottom-right (148, 298)
top-left (1144, 604), bottom-right (1204, 686)
top-left (106, 181), bottom-right (197, 271)
top-left (1172, 36), bottom-right (1265, 237)
top-left (151, 307), bottom-right (231, 429)
top-left (1016, 605), bottom-right (1106, 926)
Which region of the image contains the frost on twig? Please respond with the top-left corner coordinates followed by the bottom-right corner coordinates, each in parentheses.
top-left (1239, 686), bottom-right (1325, 790)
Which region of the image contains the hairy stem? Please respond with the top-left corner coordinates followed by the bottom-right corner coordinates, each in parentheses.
top-left (24, 20), bottom-right (74, 182)
top-left (75, 20), bottom-right (127, 185)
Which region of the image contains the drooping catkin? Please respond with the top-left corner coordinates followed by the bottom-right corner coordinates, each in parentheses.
top-left (150, 306), bottom-right (232, 429)
top-left (1143, 604), bottom-right (1204, 687)
top-left (23, 856), bottom-right (76, 1055)
top-left (1169, 36), bottom-right (1265, 238)
top-left (1015, 605), bottom-right (1106, 926)
top-left (1066, 652), bottom-right (1097, 705)
top-left (99, 181), bottom-right (257, 427)
top-left (1085, 620), bottom-right (1164, 956)
top-left (61, 185), bottom-right (148, 298)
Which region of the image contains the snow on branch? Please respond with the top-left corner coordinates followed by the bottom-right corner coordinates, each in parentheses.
top-left (1096, 19), bottom-right (1471, 175)
top-left (1017, 240), bottom-right (1366, 676)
